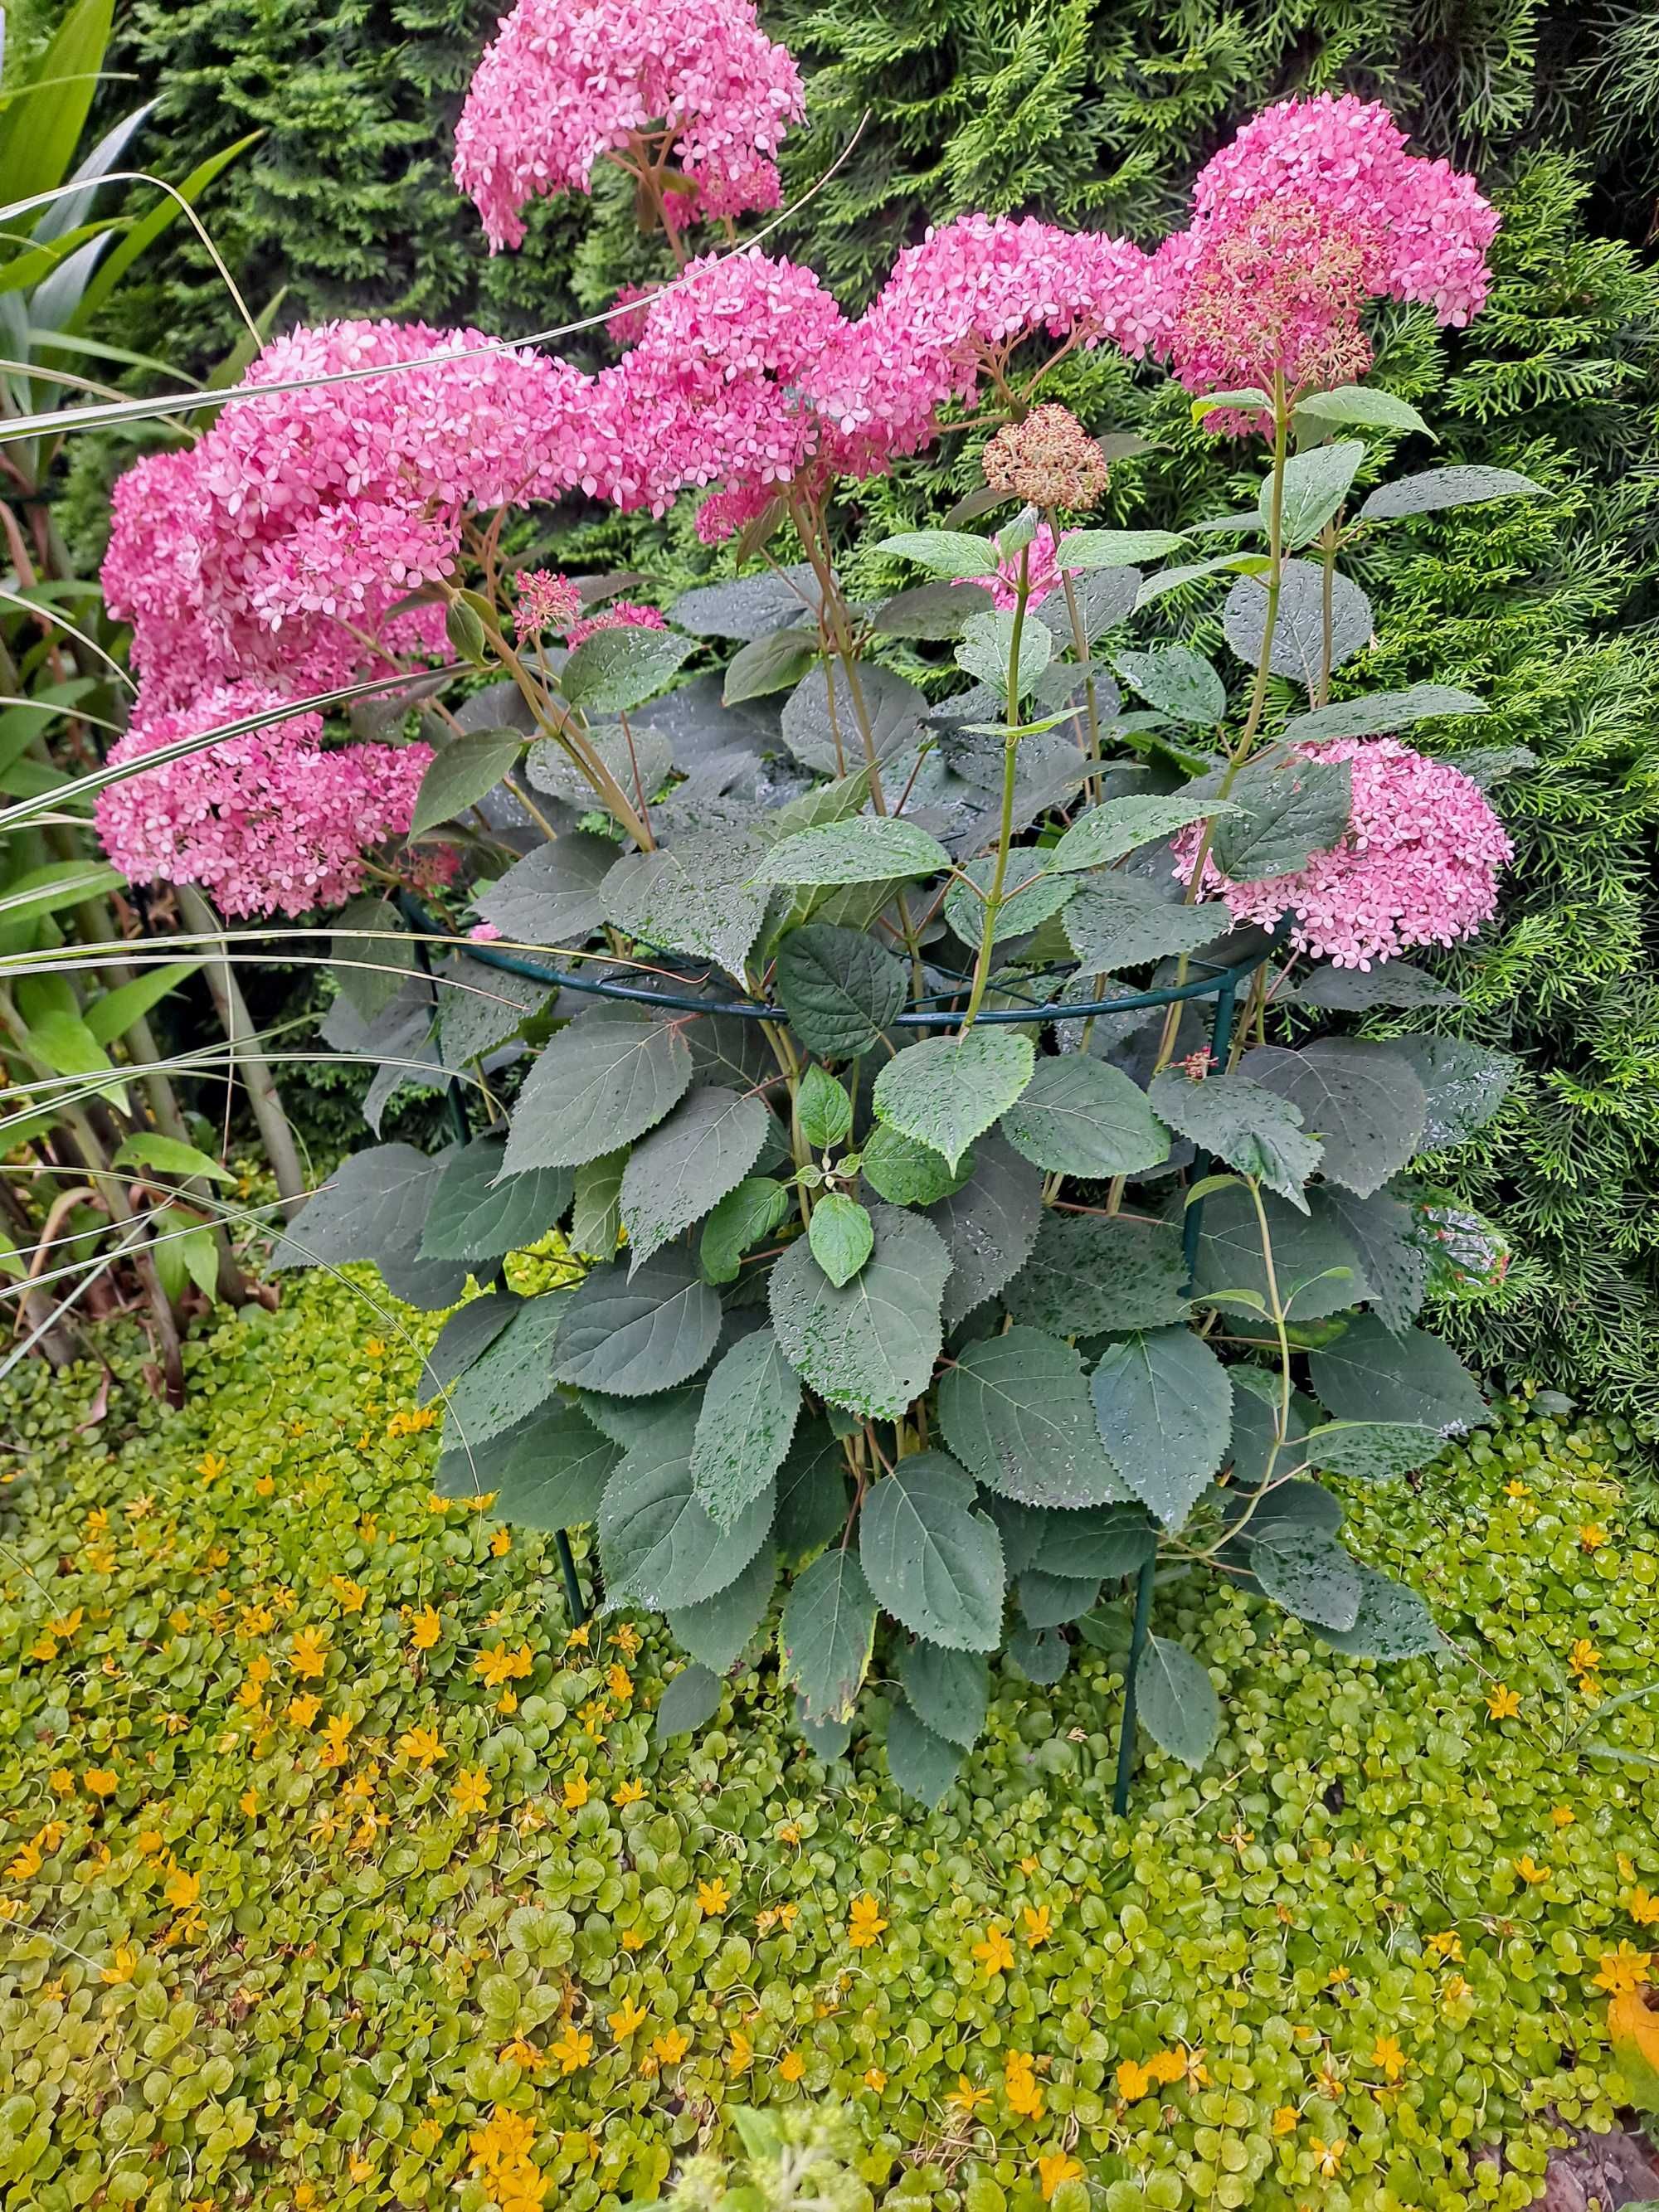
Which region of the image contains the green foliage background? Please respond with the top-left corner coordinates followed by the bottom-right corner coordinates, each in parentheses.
top-left (46, 1), bottom-right (1659, 1426)
top-left (1, 1263), bottom-right (1657, 2210)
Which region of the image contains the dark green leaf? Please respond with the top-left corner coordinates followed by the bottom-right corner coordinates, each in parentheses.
top-left (723, 626), bottom-right (818, 705)
top-left (861, 1123), bottom-right (971, 1208)
top-left (672, 566), bottom-right (816, 639)
top-left (927, 1133), bottom-right (1045, 1329)
top-left (1147, 1071), bottom-right (1321, 1207)
top-left (418, 1292), bottom-right (522, 1407)
top-left (561, 625), bottom-right (694, 712)
top-left (1282, 684), bottom-right (1485, 745)
top-left (598, 1411), bottom-right (773, 1607)
top-left (955, 607), bottom-right (1053, 698)
top-left (878, 529), bottom-right (998, 579)
top-left (1240, 1040), bottom-right (1426, 1198)
top-left (690, 1327), bottom-right (802, 1528)
top-left (1038, 1501), bottom-right (1156, 1580)
top-left (885, 1702), bottom-right (967, 1806)
top-left (779, 1548), bottom-right (878, 1723)
top-left (1315, 1565), bottom-right (1442, 1660)
top-left (655, 1662), bottom-right (725, 1738)
top-left (526, 722), bottom-right (673, 810)
top-left (269, 1142), bottom-right (447, 1272)
top-left (1221, 561), bottom-right (1373, 687)
top-left (331, 895), bottom-right (412, 1022)
top-left (504, 1003), bottom-right (694, 1172)
top-left (411, 727), bottom-right (522, 834)
top-left (938, 1326), bottom-right (1126, 1510)
top-left (773, 924), bottom-right (907, 1058)
top-left (1315, 1187), bottom-right (1428, 1333)
top-left (1000, 1055), bottom-right (1169, 1178)
top-left (780, 664), bottom-right (924, 778)
top-left (873, 1029), bottom-right (1034, 1171)
top-left (601, 829), bottom-right (772, 978)
top-left (808, 1193), bottom-right (874, 1287)
top-left (871, 582), bottom-right (990, 639)
top-left (700, 1178), bottom-right (791, 1285)
top-left (1091, 1327), bottom-right (1233, 1529)
top-left (1269, 440), bottom-right (1364, 547)
top-left (484, 1403), bottom-right (623, 1527)
top-left (437, 955), bottom-right (557, 1070)
top-left (1309, 1313), bottom-right (1486, 1434)
top-left (943, 854), bottom-right (1080, 950)
top-left (1393, 1035), bottom-right (1516, 1149)
top-left (474, 833), bottom-right (618, 947)
top-left (769, 1203), bottom-right (950, 1419)
top-left (441, 1293), bottom-right (570, 1455)
top-left (899, 1643), bottom-right (989, 1750)
top-left (1062, 878), bottom-right (1233, 969)
top-left (1113, 646), bottom-right (1226, 725)
top-left (1005, 1212), bottom-right (1190, 1335)
top-left (1248, 1524), bottom-right (1361, 1629)
top-left (1007, 1626), bottom-right (1072, 1684)
top-left (1292, 385), bottom-right (1431, 438)
top-left (668, 1544), bottom-right (778, 1672)
top-left (421, 1135), bottom-right (572, 1262)
top-left (859, 1451), bottom-right (1005, 1650)
top-left (1359, 465), bottom-right (1544, 523)
top-left (1211, 756), bottom-right (1352, 882)
top-left (1186, 1183), bottom-right (1365, 1323)
top-left (1047, 793), bottom-right (1233, 873)
top-left (1058, 527), bottom-right (1187, 569)
top-left (1019, 1568), bottom-right (1102, 1628)
top-left (754, 816), bottom-right (951, 887)
top-left (570, 1148), bottom-right (627, 1261)
top-left (620, 1085), bottom-right (771, 1266)
top-left (553, 1251), bottom-right (722, 1397)
top-left (1138, 1637), bottom-right (1221, 1767)
top-left (1305, 1419), bottom-right (1444, 1480)
top-left (1292, 960), bottom-right (1460, 1012)
top-left (773, 1422), bottom-right (851, 1565)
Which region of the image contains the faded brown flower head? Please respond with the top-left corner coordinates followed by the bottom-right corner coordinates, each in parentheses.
top-left (983, 405), bottom-right (1110, 512)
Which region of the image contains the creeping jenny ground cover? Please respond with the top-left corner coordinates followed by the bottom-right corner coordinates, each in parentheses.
top-left (1, 1264), bottom-right (1657, 2212)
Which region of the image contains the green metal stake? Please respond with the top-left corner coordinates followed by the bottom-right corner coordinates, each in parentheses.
top-left (554, 1530), bottom-right (589, 1627)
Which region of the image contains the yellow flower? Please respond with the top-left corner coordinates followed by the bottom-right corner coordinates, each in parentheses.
top-left (777, 2049), bottom-right (805, 2083)
top-left (365, 1339), bottom-right (385, 1358)
top-left (1005, 2051), bottom-right (1044, 2119)
top-left (1629, 1889), bottom-right (1659, 1927)
top-left (725, 2027), bottom-right (754, 2074)
top-left (1022, 1903), bottom-right (1052, 1948)
top-left (607, 1664), bottom-right (633, 1701)
top-left (1146, 2049), bottom-right (1187, 2087)
top-left (1515, 1855), bottom-right (1551, 1885)
top-left (254, 1474), bottom-right (275, 1498)
top-left (238, 1787), bottom-right (259, 1818)
top-left (1371, 2035), bottom-right (1407, 2082)
top-left (399, 1725), bottom-right (445, 1770)
top-left (948, 2077), bottom-right (989, 2118)
top-left (1327, 1963), bottom-right (1352, 1986)
top-left (1116, 2058), bottom-right (1153, 2103)
top-left (1486, 1685), bottom-right (1520, 1719)
top-left (613, 1778), bottom-right (645, 1806)
top-left (6, 1841), bottom-right (41, 1883)
top-left (697, 1877), bottom-right (730, 1914)
top-left (973, 1923), bottom-right (1015, 1976)
top-left (287, 1693), bottom-right (321, 1728)
top-left (101, 1945), bottom-right (139, 1986)
top-left (864, 2066), bottom-right (887, 2093)
top-left (848, 1892), bottom-right (887, 1949)
top-left (163, 1867), bottom-right (200, 1911)
top-left (48, 1767), bottom-right (73, 1795)
top-left (1593, 1944), bottom-right (1652, 1996)
top-left (1312, 2139), bottom-right (1345, 2180)
top-left (489, 1528), bottom-right (512, 1557)
top-left (85, 1768), bottom-right (119, 1798)
top-left (1442, 1974), bottom-right (1472, 2007)
top-left (1551, 1804), bottom-right (1577, 1828)
top-left (609, 1998), bottom-right (648, 2039)
top-left (1037, 2155), bottom-right (1084, 2201)
top-left (498, 2035), bottom-right (546, 2071)
top-left (652, 2026), bottom-right (689, 2066)
top-left (1272, 2107), bottom-right (1299, 2137)
top-left (562, 1772), bottom-right (590, 1811)
top-left (1505, 1479), bottom-right (1530, 1498)
top-left (330, 1576), bottom-right (367, 1614)
top-left (566, 1623), bottom-right (591, 1650)
top-left (197, 1451), bottom-right (228, 1483)
top-left (1579, 1523), bottom-right (1609, 1551)
top-left (1568, 1637), bottom-right (1602, 1675)
top-left (620, 1928), bottom-right (646, 1952)
top-left (290, 1629), bottom-right (327, 1680)
top-left (475, 1641), bottom-right (533, 1689)
top-left (776, 1820), bottom-right (801, 1845)
top-left (452, 1768), bottom-right (490, 1816)
top-left (550, 2026), bottom-right (592, 2073)
top-left (317, 1714), bottom-right (354, 1769)
top-left (1427, 1929), bottom-right (1464, 1962)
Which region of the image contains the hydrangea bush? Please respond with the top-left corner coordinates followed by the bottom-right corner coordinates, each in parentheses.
top-left (93, 2), bottom-right (1548, 1797)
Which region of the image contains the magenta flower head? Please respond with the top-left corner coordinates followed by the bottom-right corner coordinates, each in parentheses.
top-left (1147, 95), bottom-right (1500, 417)
top-left (454, 0), bottom-right (805, 252)
top-left (513, 570), bottom-right (584, 639)
top-left (96, 685), bottom-right (432, 921)
top-left (1172, 738), bottom-right (1513, 970)
top-left (566, 601), bottom-right (668, 649)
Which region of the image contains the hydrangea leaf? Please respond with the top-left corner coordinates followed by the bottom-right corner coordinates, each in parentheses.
top-left (667, 1544), bottom-right (778, 1673)
top-left (420, 1133), bottom-right (573, 1261)
top-left (552, 1251), bottom-right (722, 1398)
top-left (1000, 1055), bottom-right (1170, 1178)
top-left (1146, 1070), bottom-right (1321, 1208)
top-left (898, 1642), bottom-right (990, 1751)
top-left (779, 1548), bottom-right (878, 1723)
top-left (689, 1327), bottom-right (802, 1530)
top-left (769, 1203), bottom-right (949, 1419)
top-left (1240, 1038), bottom-right (1426, 1197)
top-left (1090, 1326), bottom-right (1233, 1529)
top-left (1137, 1636), bottom-right (1222, 1767)
top-left (938, 1326), bottom-right (1126, 1510)
top-left (885, 1699), bottom-right (966, 1807)
top-left (504, 1002), bottom-right (694, 1172)
top-left (773, 923), bottom-right (907, 1057)
top-left (873, 1029), bottom-right (1034, 1171)
top-left (619, 1085), bottom-right (771, 1268)
top-left (859, 1451), bottom-right (1005, 1651)
top-left (597, 1410), bottom-right (774, 1609)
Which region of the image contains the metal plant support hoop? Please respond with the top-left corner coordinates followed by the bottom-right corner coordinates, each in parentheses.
top-left (401, 894), bottom-right (1271, 1813)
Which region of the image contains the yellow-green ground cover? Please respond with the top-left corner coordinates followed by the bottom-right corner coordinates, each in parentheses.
top-left (1, 1270), bottom-right (1657, 2212)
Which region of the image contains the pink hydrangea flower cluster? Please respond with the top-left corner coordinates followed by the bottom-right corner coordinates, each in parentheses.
top-left (566, 600), bottom-right (668, 649)
top-left (454, 0), bottom-right (805, 252)
top-left (1145, 94), bottom-right (1500, 405)
top-left (95, 686), bottom-right (433, 920)
top-left (1173, 738), bottom-right (1512, 969)
top-left (514, 569), bottom-right (584, 639)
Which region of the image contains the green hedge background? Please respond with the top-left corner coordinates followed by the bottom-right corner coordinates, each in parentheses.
top-left (22, 1), bottom-right (1659, 1426)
